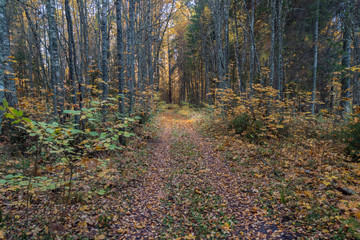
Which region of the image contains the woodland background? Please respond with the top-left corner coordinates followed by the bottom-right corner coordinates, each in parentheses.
top-left (0, 0), bottom-right (360, 239)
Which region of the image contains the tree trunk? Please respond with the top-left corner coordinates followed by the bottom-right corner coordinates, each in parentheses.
top-left (311, 0), bottom-right (319, 115)
top-left (77, 0), bottom-right (90, 99)
top-left (234, 8), bottom-right (242, 93)
top-left (269, 0), bottom-right (276, 88)
top-left (100, 0), bottom-right (109, 106)
top-left (0, 0), bottom-right (7, 134)
top-left (224, 0), bottom-right (230, 88)
top-left (211, 0), bottom-right (225, 89)
top-left (65, 0), bottom-right (80, 125)
top-left (168, 37), bottom-right (172, 103)
top-left (200, 1), bottom-right (209, 102)
top-left (249, 0), bottom-right (255, 95)
top-left (127, 0), bottom-right (135, 113)
top-left (276, 0), bottom-right (284, 98)
top-left (147, 0), bottom-right (153, 87)
top-left (46, 0), bottom-right (61, 117)
top-left (116, 0), bottom-right (125, 115)
top-left (341, 0), bottom-right (352, 116)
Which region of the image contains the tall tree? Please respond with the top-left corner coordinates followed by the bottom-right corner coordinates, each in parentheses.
top-left (127, 0), bottom-right (135, 113)
top-left (269, 0), bottom-right (276, 88)
top-left (168, 36), bottom-right (172, 103)
top-left (65, 0), bottom-right (79, 124)
top-left (46, 0), bottom-right (61, 117)
top-left (276, 0), bottom-right (284, 97)
top-left (77, 0), bottom-right (90, 98)
top-left (340, 0), bottom-right (352, 116)
top-left (311, 0), bottom-right (320, 114)
top-left (210, 0), bottom-right (225, 89)
top-left (100, 0), bottom-right (109, 105)
top-left (116, 0), bottom-right (125, 115)
top-left (0, 0), bottom-right (7, 134)
top-left (1, 0), bottom-right (17, 109)
top-left (249, 0), bottom-right (255, 94)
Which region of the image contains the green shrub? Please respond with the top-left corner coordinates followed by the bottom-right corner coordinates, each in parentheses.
top-left (343, 119), bottom-right (360, 161)
top-left (232, 113), bottom-right (251, 134)
top-left (231, 113), bottom-right (264, 142)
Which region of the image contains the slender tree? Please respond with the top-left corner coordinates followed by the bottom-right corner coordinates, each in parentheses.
top-left (127, 0), bottom-right (135, 113)
top-left (269, 0), bottom-right (276, 88)
top-left (65, 0), bottom-right (80, 125)
top-left (46, 0), bottom-right (61, 117)
top-left (116, 0), bottom-right (125, 115)
top-left (311, 0), bottom-right (320, 114)
top-left (100, 0), bottom-right (109, 105)
top-left (0, 0), bottom-right (7, 134)
top-left (340, 0), bottom-right (352, 116)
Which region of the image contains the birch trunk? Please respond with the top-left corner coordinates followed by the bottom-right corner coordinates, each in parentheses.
top-left (46, 0), bottom-right (61, 117)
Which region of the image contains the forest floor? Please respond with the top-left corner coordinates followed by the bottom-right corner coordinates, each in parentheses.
top-left (117, 108), bottom-right (298, 239)
top-left (1, 105), bottom-right (359, 239)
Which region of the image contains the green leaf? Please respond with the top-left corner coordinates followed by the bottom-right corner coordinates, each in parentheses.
top-left (71, 129), bottom-right (83, 134)
top-left (63, 110), bottom-right (81, 115)
top-left (22, 117), bottom-right (32, 123)
top-left (11, 119), bottom-right (21, 124)
top-left (0, 179), bottom-right (7, 184)
top-left (5, 113), bottom-right (14, 119)
top-left (19, 181), bottom-right (28, 186)
top-left (11, 109), bottom-right (23, 117)
top-left (89, 132), bottom-right (99, 137)
top-left (49, 183), bottom-right (57, 190)
top-left (97, 189), bottom-right (106, 195)
top-left (123, 132), bottom-right (134, 138)
top-left (2, 99), bottom-right (8, 108)
top-left (35, 176), bottom-right (48, 180)
top-left (49, 122), bottom-right (59, 127)
top-left (46, 128), bottom-right (55, 134)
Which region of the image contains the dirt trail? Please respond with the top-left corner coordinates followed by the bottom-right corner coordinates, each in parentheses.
top-left (123, 110), bottom-right (296, 239)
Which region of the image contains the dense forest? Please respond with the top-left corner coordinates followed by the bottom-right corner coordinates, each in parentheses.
top-left (0, 0), bottom-right (360, 239)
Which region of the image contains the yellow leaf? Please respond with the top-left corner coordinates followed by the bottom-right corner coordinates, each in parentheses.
top-left (185, 233), bottom-right (196, 239)
top-left (323, 180), bottom-right (331, 186)
top-left (95, 234), bottom-right (106, 240)
top-left (222, 222), bottom-right (230, 231)
top-left (354, 211), bottom-right (360, 220)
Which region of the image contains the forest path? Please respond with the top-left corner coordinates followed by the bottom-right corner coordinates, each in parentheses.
top-left (124, 109), bottom-right (295, 239)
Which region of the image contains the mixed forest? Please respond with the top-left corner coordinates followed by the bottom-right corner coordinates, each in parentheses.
top-left (0, 0), bottom-right (360, 239)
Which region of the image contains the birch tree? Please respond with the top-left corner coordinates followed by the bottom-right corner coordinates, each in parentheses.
top-left (46, 0), bottom-right (61, 117)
